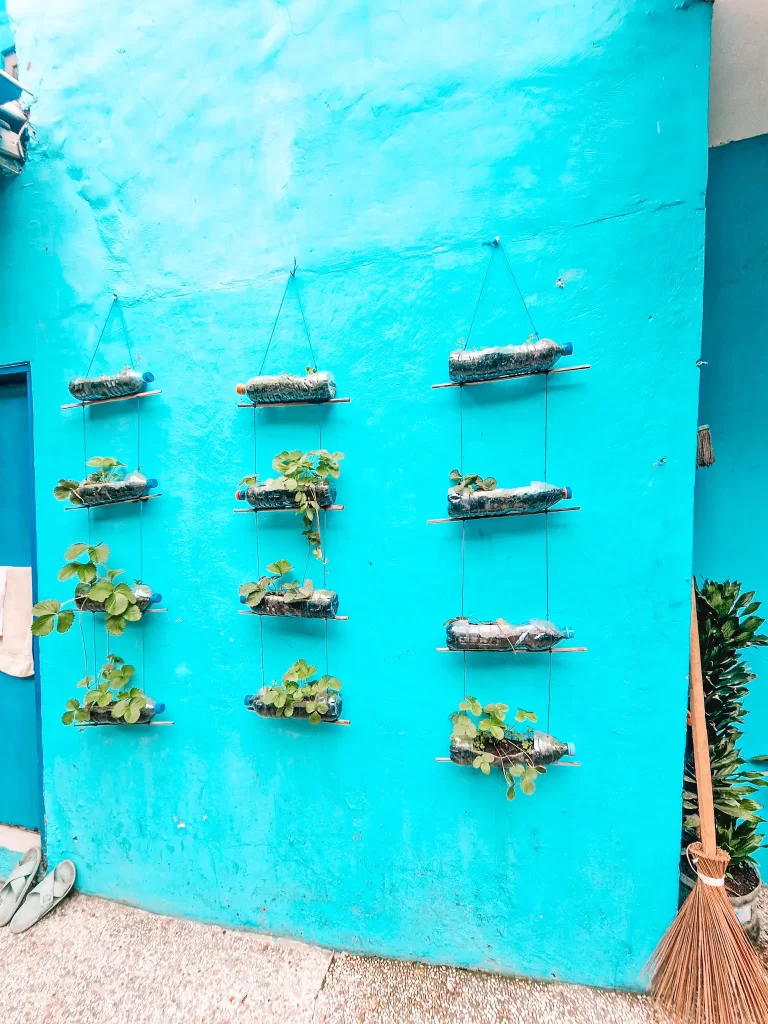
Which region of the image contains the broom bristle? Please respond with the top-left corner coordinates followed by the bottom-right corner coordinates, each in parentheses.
top-left (649, 844), bottom-right (768, 1024)
top-left (697, 425), bottom-right (715, 468)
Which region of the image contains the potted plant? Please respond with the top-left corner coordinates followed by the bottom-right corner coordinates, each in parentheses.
top-left (447, 470), bottom-right (572, 518)
top-left (449, 698), bottom-right (574, 800)
top-left (448, 336), bottom-right (573, 383)
top-left (239, 559), bottom-right (338, 618)
top-left (236, 366), bottom-right (336, 404)
top-left (54, 457), bottom-right (158, 506)
top-left (445, 616), bottom-right (574, 652)
top-left (680, 579), bottom-right (768, 943)
top-left (235, 448), bottom-right (343, 561)
top-left (61, 655), bottom-right (164, 726)
top-left (32, 542), bottom-right (160, 637)
top-left (67, 367), bottom-right (155, 402)
top-left (245, 658), bottom-right (342, 724)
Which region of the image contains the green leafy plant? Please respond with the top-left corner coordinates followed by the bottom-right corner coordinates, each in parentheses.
top-left (448, 469), bottom-right (497, 494)
top-left (241, 449), bottom-right (343, 561)
top-left (54, 457), bottom-right (125, 504)
top-left (239, 559), bottom-right (314, 610)
top-left (32, 543), bottom-right (145, 637)
top-left (451, 697), bottom-right (544, 801)
top-left (261, 658), bottom-right (342, 724)
top-left (682, 580), bottom-right (768, 872)
top-left (62, 654), bottom-right (148, 725)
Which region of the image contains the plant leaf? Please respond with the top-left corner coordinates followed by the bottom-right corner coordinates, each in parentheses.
top-left (57, 610), bottom-right (76, 634)
top-left (105, 614), bottom-right (126, 636)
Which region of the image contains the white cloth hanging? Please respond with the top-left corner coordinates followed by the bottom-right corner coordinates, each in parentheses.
top-left (0, 566), bottom-right (34, 678)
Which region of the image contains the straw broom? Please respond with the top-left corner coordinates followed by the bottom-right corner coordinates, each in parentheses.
top-left (648, 582), bottom-right (768, 1024)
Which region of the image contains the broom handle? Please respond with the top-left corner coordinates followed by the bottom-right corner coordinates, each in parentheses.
top-left (690, 580), bottom-right (717, 857)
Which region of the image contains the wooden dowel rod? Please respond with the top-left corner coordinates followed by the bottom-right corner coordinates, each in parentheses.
top-left (428, 506), bottom-right (580, 525)
top-left (64, 493), bottom-right (162, 510)
top-left (233, 505), bottom-right (344, 516)
top-left (237, 610), bottom-right (347, 620)
top-left (689, 580), bottom-right (717, 856)
top-left (436, 646), bottom-right (587, 654)
top-left (78, 608), bottom-right (167, 614)
top-left (237, 398), bottom-right (351, 409)
top-left (78, 720), bottom-right (174, 728)
top-left (435, 757), bottom-right (580, 767)
top-left (246, 707), bottom-right (350, 726)
top-left (432, 364), bottom-right (591, 390)
top-left (61, 389), bottom-right (162, 410)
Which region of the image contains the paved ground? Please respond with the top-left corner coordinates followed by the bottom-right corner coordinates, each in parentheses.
top-left (7, 888), bottom-right (766, 1024)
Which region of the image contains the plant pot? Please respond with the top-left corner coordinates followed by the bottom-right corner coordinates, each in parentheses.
top-left (679, 862), bottom-right (762, 944)
top-left (445, 617), bottom-right (573, 652)
top-left (242, 589), bottom-right (339, 619)
top-left (245, 690), bottom-right (342, 723)
top-left (236, 371), bottom-right (336, 404)
top-left (448, 339), bottom-right (573, 383)
top-left (235, 480), bottom-right (336, 510)
top-left (450, 730), bottom-right (574, 769)
top-left (67, 368), bottom-right (155, 401)
top-left (87, 697), bottom-right (165, 726)
top-left (76, 471), bottom-right (158, 506)
top-left (448, 482), bottom-right (571, 518)
top-left (75, 583), bottom-right (161, 613)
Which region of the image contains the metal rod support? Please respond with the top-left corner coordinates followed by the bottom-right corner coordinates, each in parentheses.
top-left (78, 720), bottom-right (174, 728)
top-left (233, 504), bottom-right (344, 514)
top-left (61, 389), bottom-right (162, 410)
top-left (435, 756), bottom-right (580, 767)
top-left (246, 707), bottom-right (350, 726)
top-left (428, 505), bottom-right (580, 525)
top-left (237, 398), bottom-right (351, 409)
top-left (436, 646), bottom-right (587, 653)
top-left (238, 610), bottom-right (348, 620)
top-left (432, 364), bottom-right (591, 390)
top-left (64, 493), bottom-right (162, 511)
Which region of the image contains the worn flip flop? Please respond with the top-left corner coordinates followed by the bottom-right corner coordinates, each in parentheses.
top-left (0, 847), bottom-right (42, 927)
top-left (9, 860), bottom-right (76, 934)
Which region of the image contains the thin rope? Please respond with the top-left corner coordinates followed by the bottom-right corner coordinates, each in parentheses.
top-left (461, 244), bottom-right (497, 351)
top-left (79, 606), bottom-right (89, 681)
top-left (253, 407), bottom-right (265, 687)
top-left (293, 268), bottom-right (318, 370)
top-left (114, 298), bottom-right (136, 368)
top-left (498, 241), bottom-right (539, 340)
top-left (258, 272), bottom-right (293, 375)
top-left (544, 368), bottom-right (551, 730)
top-left (318, 408), bottom-right (329, 674)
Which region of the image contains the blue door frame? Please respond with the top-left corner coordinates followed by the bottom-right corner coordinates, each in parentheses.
top-left (0, 361), bottom-right (44, 841)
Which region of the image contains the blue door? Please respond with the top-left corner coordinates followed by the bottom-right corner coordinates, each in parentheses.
top-left (0, 366), bottom-right (42, 830)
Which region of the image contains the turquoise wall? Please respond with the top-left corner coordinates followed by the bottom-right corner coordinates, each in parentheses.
top-left (0, 0), bottom-right (710, 989)
top-left (694, 133), bottom-right (768, 877)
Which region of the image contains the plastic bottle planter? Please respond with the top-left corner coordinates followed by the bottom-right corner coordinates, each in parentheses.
top-left (245, 690), bottom-right (342, 723)
top-left (67, 368), bottom-right (155, 401)
top-left (75, 583), bottom-right (161, 614)
top-left (236, 371), bottom-right (336, 404)
top-left (87, 697), bottom-right (165, 726)
top-left (448, 339), bottom-right (573, 383)
top-left (448, 481), bottom-right (571, 518)
top-left (446, 618), bottom-right (573, 652)
top-left (240, 589), bottom-right (339, 619)
top-left (235, 479), bottom-right (336, 510)
top-left (450, 728), bottom-right (575, 769)
top-left (75, 471), bottom-right (158, 506)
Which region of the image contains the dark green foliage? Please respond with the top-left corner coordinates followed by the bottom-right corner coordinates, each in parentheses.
top-left (239, 559), bottom-right (313, 609)
top-left (61, 655), bottom-right (148, 726)
top-left (448, 469), bottom-right (497, 493)
top-left (261, 658), bottom-right (342, 725)
top-left (683, 580), bottom-right (768, 868)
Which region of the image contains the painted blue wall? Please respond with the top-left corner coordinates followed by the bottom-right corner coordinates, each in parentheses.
top-left (0, 0), bottom-right (710, 989)
top-left (694, 133), bottom-right (768, 877)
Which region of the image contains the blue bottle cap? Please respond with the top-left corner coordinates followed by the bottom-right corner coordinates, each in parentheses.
top-left (154, 702), bottom-right (166, 716)
top-left (244, 694), bottom-right (253, 707)
top-left (562, 342), bottom-right (573, 356)
top-left (150, 592), bottom-right (162, 604)
top-left (563, 486), bottom-right (572, 500)
top-left (146, 478), bottom-right (158, 489)
top-left (235, 489), bottom-right (245, 501)
top-left (239, 595), bottom-right (247, 604)
top-left (142, 371), bottom-right (155, 383)
top-left (567, 742), bottom-right (576, 756)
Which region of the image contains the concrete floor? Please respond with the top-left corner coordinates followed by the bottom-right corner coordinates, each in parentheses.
top-left (0, 891), bottom-right (669, 1024)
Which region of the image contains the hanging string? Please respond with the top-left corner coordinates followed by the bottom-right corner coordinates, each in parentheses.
top-left (544, 372), bottom-right (552, 730)
top-left (318, 410), bottom-right (329, 675)
top-left (253, 408), bottom-right (265, 688)
top-left (497, 240), bottom-right (540, 340)
top-left (460, 244), bottom-right (497, 351)
top-left (258, 261), bottom-right (316, 375)
top-left (293, 266), bottom-right (318, 370)
top-left (85, 295), bottom-right (134, 378)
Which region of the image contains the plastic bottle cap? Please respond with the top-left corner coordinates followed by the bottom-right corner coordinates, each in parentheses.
top-left (235, 489), bottom-right (245, 501)
top-left (567, 742), bottom-right (576, 757)
top-left (562, 342), bottom-right (573, 356)
top-left (236, 383), bottom-right (246, 395)
top-left (244, 694), bottom-right (253, 706)
top-left (563, 486), bottom-right (572, 500)
top-left (154, 702), bottom-right (166, 716)
top-left (239, 595), bottom-right (247, 604)
top-left (146, 478), bottom-right (158, 489)
top-left (142, 371), bottom-right (155, 383)
top-left (150, 592), bottom-right (162, 604)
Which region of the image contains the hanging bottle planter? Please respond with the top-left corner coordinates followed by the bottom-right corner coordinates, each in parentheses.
top-left (445, 617), bottom-right (574, 652)
top-left (236, 477), bottom-right (336, 511)
top-left (239, 558), bottom-right (339, 619)
top-left (67, 368), bottom-right (155, 402)
top-left (245, 658), bottom-right (343, 725)
top-left (447, 471), bottom-right (571, 518)
top-left (448, 338), bottom-right (573, 383)
top-left (449, 697), bottom-right (574, 801)
top-left (236, 371), bottom-right (336, 405)
top-left (76, 582), bottom-right (161, 615)
top-left (60, 654), bottom-right (165, 726)
top-left (54, 459), bottom-right (158, 507)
